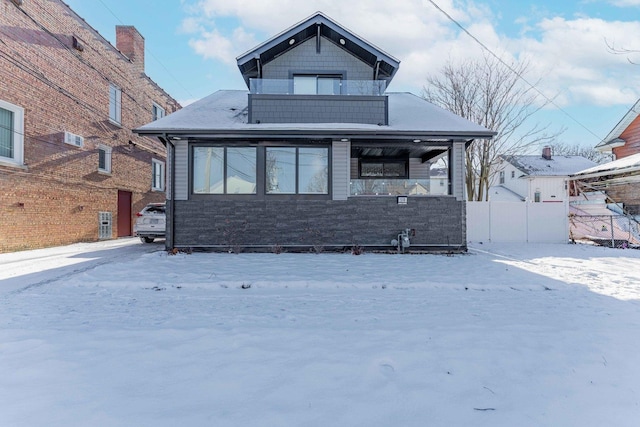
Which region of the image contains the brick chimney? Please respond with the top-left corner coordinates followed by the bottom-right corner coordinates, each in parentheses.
top-left (542, 146), bottom-right (552, 160)
top-left (116, 26), bottom-right (144, 74)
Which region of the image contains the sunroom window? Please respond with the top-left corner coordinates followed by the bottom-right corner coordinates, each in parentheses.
top-left (193, 147), bottom-right (257, 194)
top-left (266, 147), bottom-right (329, 194)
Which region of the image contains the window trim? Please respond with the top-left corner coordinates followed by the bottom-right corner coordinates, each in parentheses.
top-left (152, 158), bottom-right (165, 191)
top-left (98, 144), bottom-right (112, 174)
top-left (109, 83), bottom-right (122, 125)
top-left (0, 99), bottom-right (25, 166)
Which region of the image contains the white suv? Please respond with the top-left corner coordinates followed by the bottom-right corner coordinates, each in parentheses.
top-left (133, 203), bottom-right (166, 243)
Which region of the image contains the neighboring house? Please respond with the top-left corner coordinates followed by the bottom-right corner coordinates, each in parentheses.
top-left (571, 153), bottom-right (640, 216)
top-left (493, 147), bottom-right (596, 203)
top-left (595, 98), bottom-right (640, 160)
top-left (584, 99), bottom-right (640, 216)
top-left (136, 12), bottom-right (494, 252)
top-left (0, 0), bottom-right (180, 252)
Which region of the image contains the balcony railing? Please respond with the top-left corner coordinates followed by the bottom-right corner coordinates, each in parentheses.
top-left (250, 79), bottom-right (387, 96)
top-left (350, 179), bottom-right (450, 196)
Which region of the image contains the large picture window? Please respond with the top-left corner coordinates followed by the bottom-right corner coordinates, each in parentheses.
top-left (266, 147), bottom-right (329, 194)
top-left (193, 147), bottom-right (256, 194)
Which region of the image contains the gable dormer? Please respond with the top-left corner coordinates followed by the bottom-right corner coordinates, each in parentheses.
top-left (237, 12), bottom-right (400, 125)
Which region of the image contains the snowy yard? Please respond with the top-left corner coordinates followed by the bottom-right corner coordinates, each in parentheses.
top-left (2, 240), bottom-right (640, 426)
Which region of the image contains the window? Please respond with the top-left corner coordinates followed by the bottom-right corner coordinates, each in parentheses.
top-left (359, 159), bottom-right (407, 179)
top-left (511, 170), bottom-right (515, 179)
top-left (293, 75), bottom-right (341, 95)
top-left (109, 83), bottom-right (122, 125)
top-left (266, 147), bottom-right (329, 194)
top-left (534, 190), bottom-right (541, 203)
top-left (152, 103), bottom-right (165, 121)
top-left (152, 159), bottom-right (165, 191)
top-left (499, 171), bottom-right (505, 184)
top-left (193, 147), bottom-right (256, 194)
top-left (98, 144), bottom-right (112, 173)
top-left (0, 100), bottom-right (24, 165)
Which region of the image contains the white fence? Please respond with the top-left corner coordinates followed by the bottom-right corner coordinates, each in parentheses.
top-left (466, 201), bottom-right (569, 243)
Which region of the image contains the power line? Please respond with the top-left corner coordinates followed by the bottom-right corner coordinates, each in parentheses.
top-left (426, 0), bottom-right (604, 143)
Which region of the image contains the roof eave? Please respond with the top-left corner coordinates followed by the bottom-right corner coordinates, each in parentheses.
top-left (135, 127), bottom-right (495, 141)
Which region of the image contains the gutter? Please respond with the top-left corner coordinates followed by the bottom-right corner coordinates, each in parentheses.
top-left (135, 129), bottom-right (497, 140)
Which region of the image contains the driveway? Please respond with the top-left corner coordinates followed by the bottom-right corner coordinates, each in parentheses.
top-left (0, 237), bottom-right (164, 295)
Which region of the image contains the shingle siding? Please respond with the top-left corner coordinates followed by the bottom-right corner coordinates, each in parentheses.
top-left (262, 37), bottom-right (373, 80)
top-left (249, 94), bottom-right (387, 125)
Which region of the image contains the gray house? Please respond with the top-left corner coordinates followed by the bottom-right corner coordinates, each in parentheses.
top-left (135, 12), bottom-right (495, 252)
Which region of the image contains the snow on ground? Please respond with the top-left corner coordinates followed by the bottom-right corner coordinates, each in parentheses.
top-left (1, 239), bottom-right (640, 426)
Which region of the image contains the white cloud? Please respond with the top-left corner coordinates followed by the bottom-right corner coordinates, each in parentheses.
top-left (608, 0), bottom-right (640, 6)
top-left (514, 17), bottom-right (640, 106)
top-left (182, 0), bottom-right (640, 108)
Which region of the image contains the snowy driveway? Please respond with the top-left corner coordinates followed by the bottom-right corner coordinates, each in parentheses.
top-left (1, 242), bottom-right (640, 426)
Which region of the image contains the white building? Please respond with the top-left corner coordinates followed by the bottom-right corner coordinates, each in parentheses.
top-left (491, 147), bottom-right (596, 203)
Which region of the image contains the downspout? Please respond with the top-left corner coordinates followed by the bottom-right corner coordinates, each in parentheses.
top-left (163, 133), bottom-right (176, 250)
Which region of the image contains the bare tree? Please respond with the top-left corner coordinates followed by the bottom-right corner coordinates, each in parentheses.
top-left (550, 142), bottom-right (612, 164)
top-left (423, 55), bottom-right (563, 201)
top-left (605, 40), bottom-right (640, 65)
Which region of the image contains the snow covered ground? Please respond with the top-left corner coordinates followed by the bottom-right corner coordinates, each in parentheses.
top-left (2, 239), bottom-right (640, 426)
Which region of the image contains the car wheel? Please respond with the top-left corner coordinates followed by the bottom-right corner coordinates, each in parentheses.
top-left (141, 237), bottom-right (155, 243)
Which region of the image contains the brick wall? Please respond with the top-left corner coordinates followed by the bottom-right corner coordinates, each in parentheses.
top-left (0, 0), bottom-right (180, 252)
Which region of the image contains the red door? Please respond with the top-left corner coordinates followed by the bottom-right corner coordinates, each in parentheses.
top-left (117, 190), bottom-right (132, 237)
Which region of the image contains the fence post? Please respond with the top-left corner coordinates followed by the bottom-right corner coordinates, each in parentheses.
top-left (610, 216), bottom-right (615, 248)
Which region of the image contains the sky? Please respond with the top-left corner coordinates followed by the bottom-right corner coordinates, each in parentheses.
top-left (2, 239), bottom-right (640, 425)
top-left (63, 0), bottom-right (640, 151)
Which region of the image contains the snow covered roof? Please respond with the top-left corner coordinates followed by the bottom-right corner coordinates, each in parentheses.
top-left (502, 154), bottom-right (597, 177)
top-left (135, 90), bottom-right (495, 140)
top-left (572, 152), bottom-right (640, 178)
top-left (488, 185), bottom-right (525, 202)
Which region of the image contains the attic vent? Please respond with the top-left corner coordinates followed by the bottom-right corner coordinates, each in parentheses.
top-left (64, 131), bottom-right (84, 147)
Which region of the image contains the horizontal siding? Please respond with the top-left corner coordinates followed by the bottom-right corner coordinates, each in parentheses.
top-left (452, 142), bottom-right (465, 200)
top-left (409, 158), bottom-right (430, 179)
top-left (332, 140), bottom-right (350, 200)
top-left (174, 141), bottom-right (189, 201)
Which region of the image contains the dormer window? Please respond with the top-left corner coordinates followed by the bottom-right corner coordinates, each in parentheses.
top-left (293, 75), bottom-right (341, 95)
